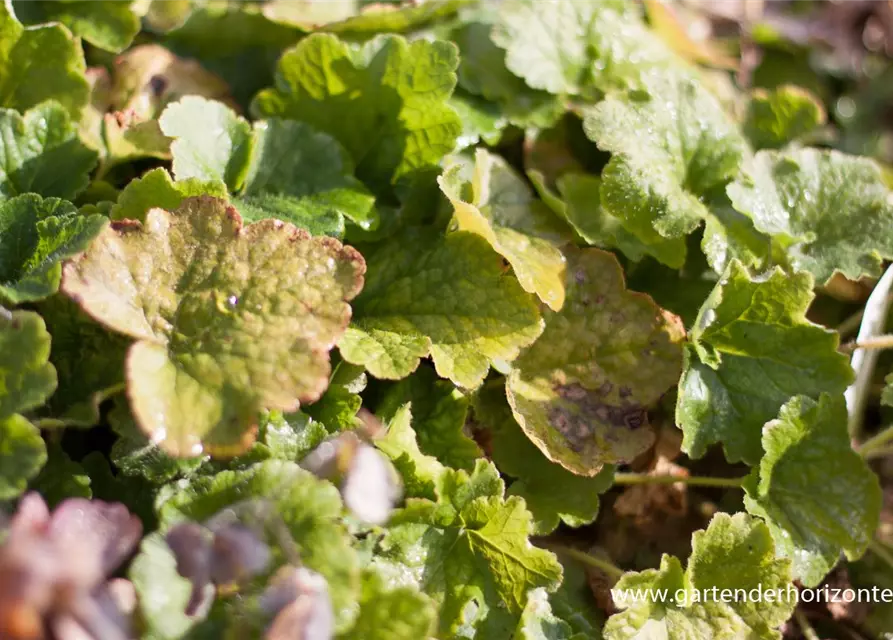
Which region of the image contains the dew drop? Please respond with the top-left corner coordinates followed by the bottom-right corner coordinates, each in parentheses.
top-left (227, 295), bottom-right (239, 308)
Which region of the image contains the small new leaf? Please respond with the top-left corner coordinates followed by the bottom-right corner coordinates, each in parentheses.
top-left (744, 394), bottom-right (882, 587)
top-left (606, 513), bottom-right (794, 639)
top-left (507, 247), bottom-right (684, 476)
top-left (61, 196), bottom-right (365, 456)
top-left (340, 230), bottom-right (543, 388)
top-left (677, 261), bottom-right (853, 465)
top-left (727, 147), bottom-right (893, 283)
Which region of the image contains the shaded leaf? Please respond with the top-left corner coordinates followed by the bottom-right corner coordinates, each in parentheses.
top-left (0, 413), bottom-right (46, 500)
top-left (743, 85), bottom-right (826, 150)
top-left (12, 0), bottom-right (140, 52)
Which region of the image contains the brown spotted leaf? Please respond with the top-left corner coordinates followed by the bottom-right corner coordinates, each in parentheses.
top-left (61, 196), bottom-right (365, 457)
top-left (506, 247), bottom-right (684, 476)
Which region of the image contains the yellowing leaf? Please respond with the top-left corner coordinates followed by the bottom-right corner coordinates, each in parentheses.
top-left (507, 247), bottom-right (684, 476)
top-left (61, 196), bottom-right (365, 456)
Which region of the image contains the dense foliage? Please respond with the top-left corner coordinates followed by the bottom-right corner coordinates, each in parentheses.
top-left (3, 0), bottom-right (893, 638)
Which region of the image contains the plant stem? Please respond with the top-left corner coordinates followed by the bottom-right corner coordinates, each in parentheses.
top-left (857, 424), bottom-right (893, 458)
top-left (794, 610), bottom-right (820, 640)
top-left (546, 545), bottom-right (625, 581)
top-left (852, 334), bottom-right (893, 350)
top-left (869, 540), bottom-right (893, 576)
top-left (847, 265), bottom-right (893, 438)
top-left (613, 472), bottom-right (746, 488)
top-left (838, 308), bottom-right (866, 338)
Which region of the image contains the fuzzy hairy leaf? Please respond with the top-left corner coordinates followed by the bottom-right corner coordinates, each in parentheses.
top-left (606, 513), bottom-right (794, 639)
top-left (440, 149), bottom-right (570, 311)
top-left (373, 460), bottom-right (563, 637)
top-left (583, 70), bottom-right (763, 272)
top-left (507, 247), bottom-right (684, 476)
top-left (727, 147), bottom-right (893, 283)
top-left (61, 196), bottom-right (365, 456)
top-left (340, 230), bottom-right (543, 388)
top-left (677, 261), bottom-right (854, 465)
top-left (744, 394), bottom-right (881, 587)
top-left (342, 570), bottom-right (438, 640)
top-left (0, 2), bottom-right (89, 116)
top-left (0, 194), bottom-right (107, 305)
top-left (253, 33), bottom-right (461, 193)
top-left (0, 101), bottom-right (97, 202)
top-left (12, 0), bottom-right (140, 52)
top-left (491, 0), bottom-right (675, 96)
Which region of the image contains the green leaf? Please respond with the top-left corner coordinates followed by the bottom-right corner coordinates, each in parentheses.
top-left (727, 147), bottom-right (893, 283)
top-left (0, 101), bottom-right (98, 201)
top-left (475, 382), bottom-right (613, 535)
top-left (583, 70), bottom-right (760, 272)
top-left (303, 360), bottom-right (366, 432)
top-left (440, 149), bottom-right (570, 311)
top-left (530, 171), bottom-right (679, 266)
top-left (491, 0), bottom-right (675, 96)
top-left (258, 409), bottom-right (329, 461)
top-left (514, 588), bottom-right (578, 640)
top-left (252, 33), bottom-right (461, 193)
top-left (605, 513), bottom-right (794, 639)
top-left (449, 91), bottom-right (507, 149)
top-left (129, 532), bottom-right (202, 640)
top-left (341, 569), bottom-right (438, 640)
top-left (0, 413), bottom-right (46, 500)
top-left (743, 393), bottom-right (881, 587)
top-left (0, 2), bottom-right (89, 117)
top-left (0, 194), bottom-right (107, 305)
top-left (377, 365), bottom-right (480, 470)
top-left (373, 460), bottom-right (563, 637)
top-left (375, 403), bottom-right (445, 500)
top-left (37, 294), bottom-right (128, 426)
top-left (110, 167), bottom-right (227, 223)
top-left (61, 196), bottom-right (365, 456)
top-left (321, 0), bottom-right (465, 37)
top-left (339, 230), bottom-right (543, 388)
top-left (506, 247), bottom-right (684, 476)
top-left (0, 307), bottom-right (56, 417)
top-left (550, 557), bottom-right (604, 638)
top-left (160, 96), bottom-right (377, 233)
top-left (743, 85), bottom-right (825, 150)
top-left (451, 21), bottom-right (562, 128)
top-left (677, 261), bottom-right (854, 465)
top-left (12, 0), bottom-right (140, 52)
top-left (157, 460), bottom-right (360, 631)
top-left (29, 442), bottom-right (91, 506)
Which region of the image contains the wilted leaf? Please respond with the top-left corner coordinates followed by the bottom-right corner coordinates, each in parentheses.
top-left (506, 247), bottom-right (684, 476)
top-left (61, 196), bottom-right (365, 456)
top-left (252, 33), bottom-right (461, 193)
top-left (727, 147), bottom-right (893, 283)
top-left (0, 194), bottom-right (107, 305)
top-left (677, 261), bottom-right (853, 465)
top-left (339, 230), bottom-right (543, 388)
top-left (440, 149), bottom-right (570, 311)
top-left (744, 394), bottom-right (882, 587)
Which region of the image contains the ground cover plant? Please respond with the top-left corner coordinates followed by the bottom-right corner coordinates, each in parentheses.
top-left (4, 0), bottom-right (893, 638)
